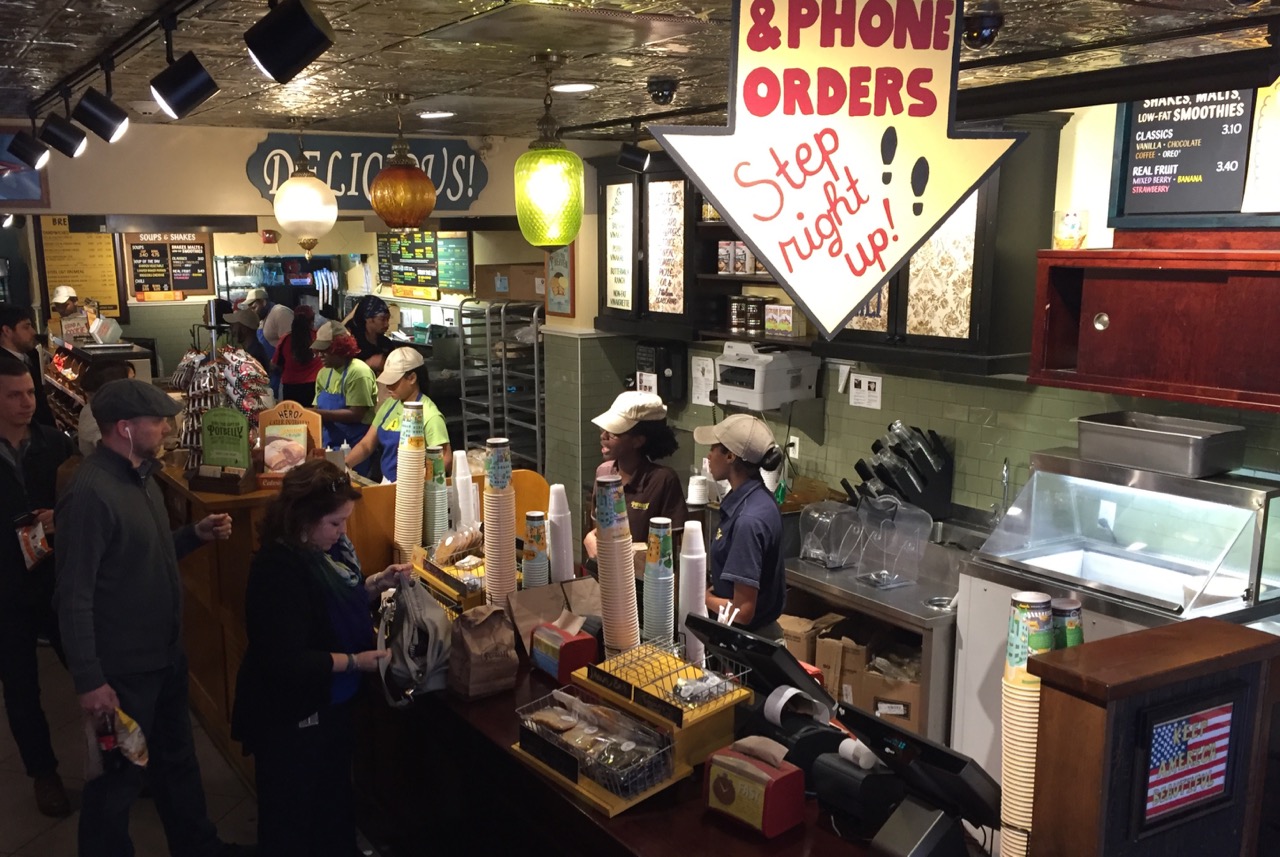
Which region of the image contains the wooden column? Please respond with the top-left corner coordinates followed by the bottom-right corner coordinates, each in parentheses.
top-left (1027, 618), bottom-right (1280, 857)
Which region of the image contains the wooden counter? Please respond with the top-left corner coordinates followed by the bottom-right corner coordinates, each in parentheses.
top-left (353, 668), bottom-right (866, 857)
top-left (156, 467), bottom-right (396, 783)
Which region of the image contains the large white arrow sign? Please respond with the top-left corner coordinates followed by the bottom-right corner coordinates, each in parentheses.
top-left (652, 0), bottom-right (1022, 339)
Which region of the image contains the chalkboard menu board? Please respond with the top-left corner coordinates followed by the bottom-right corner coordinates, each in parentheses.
top-left (34, 216), bottom-right (127, 319)
top-left (122, 232), bottom-right (214, 296)
top-left (1110, 89), bottom-right (1279, 227)
top-left (436, 231), bottom-right (471, 292)
top-left (604, 183), bottom-right (635, 311)
top-left (646, 179), bottom-right (685, 315)
top-left (376, 231), bottom-right (438, 287)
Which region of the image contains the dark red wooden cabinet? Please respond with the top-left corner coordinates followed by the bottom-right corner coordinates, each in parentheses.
top-left (1030, 248), bottom-right (1280, 411)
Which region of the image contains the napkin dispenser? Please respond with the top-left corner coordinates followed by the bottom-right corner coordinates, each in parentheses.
top-left (705, 738), bottom-right (805, 838)
top-left (530, 621), bottom-right (598, 685)
top-left (714, 342), bottom-right (821, 411)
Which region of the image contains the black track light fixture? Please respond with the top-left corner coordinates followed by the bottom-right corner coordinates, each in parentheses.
top-left (8, 108), bottom-right (50, 171)
top-left (149, 15), bottom-right (219, 119)
top-left (245, 0), bottom-right (336, 85)
top-left (2, 214), bottom-right (26, 229)
top-left (40, 88), bottom-right (89, 158)
top-left (617, 122), bottom-right (650, 173)
top-left (74, 58), bottom-right (129, 143)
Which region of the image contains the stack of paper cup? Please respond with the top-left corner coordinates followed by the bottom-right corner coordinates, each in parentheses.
top-left (522, 511), bottom-right (550, 588)
top-left (483, 439), bottom-right (518, 609)
top-left (547, 483), bottom-right (575, 583)
top-left (1000, 591), bottom-right (1051, 857)
top-left (1052, 597), bottom-right (1084, 649)
top-left (642, 517), bottom-right (676, 644)
top-left (452, 449), bottom-right (477, 530)
top-left (595, 474), bottom-right (640, 655)
top-left (392, 401), bottom-right (426, 563)
top-left (423, 445), bottom-right (449, 551)
top-left (679, 521), bottom-right (710, 665)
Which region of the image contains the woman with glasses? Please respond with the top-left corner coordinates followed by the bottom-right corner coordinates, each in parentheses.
top-left (231, 459), bottom-right (410, 857)
top-left (694, 414), bottom-right (787, 639)
top-left (583, 392), bottom-right (685, 601)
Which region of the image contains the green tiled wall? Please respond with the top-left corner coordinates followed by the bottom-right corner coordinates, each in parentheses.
top-left (550, 335), bottom-right (1280, 524)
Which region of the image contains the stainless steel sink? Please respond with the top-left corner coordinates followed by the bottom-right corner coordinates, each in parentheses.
top-left (928, 520), bottom-right (991, 552)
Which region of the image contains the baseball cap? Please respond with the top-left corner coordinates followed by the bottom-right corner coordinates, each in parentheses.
top-left (592, 391), bottom-right (667, 435)
top-left (93, 379), bottom-right (182, 424)
top-left (377, 347), bottom-right (424, 385)
top-left (693, 413), bottom-right (777, 465)
top-left (311, 320), bottom-right (349, 351)
top-left (227, 308), bottom-right (260, 329)
top-left (51, 285), bottom-right (77, 305)
top-left (244, 288), bottom-right (269, 303)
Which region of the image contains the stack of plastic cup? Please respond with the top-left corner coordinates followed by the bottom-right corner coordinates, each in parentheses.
top-left (423, 445), bottom-right (449, 551)
top-left (595, 474), bottom-right (640, 655)
top-left (393, 401), bottom-right (425, 563)
top-left (547, 483), bottom-right (575, 583)
top-left (687, 475), bottom-right (709, 505)
top-left (452, 448), bottom-right (477, 530)
top-left (679, 520), bottom-right (709, 665)
top-left (642, 517), bottom-right (676, 645)
top-left (1000, 591), bottom-right (1051, 857)
top-left (522, 511), bottom-right (550, 588)
top-left (483, 438), bottom-right (518, 609)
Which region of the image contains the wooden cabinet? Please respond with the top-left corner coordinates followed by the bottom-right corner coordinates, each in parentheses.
top-left (1029, 248), bottom-right (1280, 411)
top-left (812, 113), bottom-right (1069, 374)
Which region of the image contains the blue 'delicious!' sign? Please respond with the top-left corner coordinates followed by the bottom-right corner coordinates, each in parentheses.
top-left (245, 133), bottom-right (489, 212)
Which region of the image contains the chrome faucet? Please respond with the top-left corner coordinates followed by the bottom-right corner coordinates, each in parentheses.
top-left (990, 458), bottom-right (1010, 526)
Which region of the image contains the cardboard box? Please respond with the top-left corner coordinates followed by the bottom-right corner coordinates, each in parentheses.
top-left (814, 618), bottom-right (881, 704)
top-left (764, 304), bottom-right (808, 337)
top-left (474, 262), bottom-right (547, 303)
top-left (861, 670), bottom-right (922, 734)
top-left (718, 241), bottom-right (732, 273)
top-left (777, 613), bottom-right (843, 666)
top-left (732, 241), bottom-right (749, 274)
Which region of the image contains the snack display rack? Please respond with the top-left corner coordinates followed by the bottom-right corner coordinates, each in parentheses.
top-left (515, 685), bottom-right (675, 813)
top-left (412, 545), bottom-right (486, 618)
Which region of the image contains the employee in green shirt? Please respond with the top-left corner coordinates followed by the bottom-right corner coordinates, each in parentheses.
top-left (309, 321), bottom-right (376, 474)
top-left (345, 347), bottom-right (451, 483)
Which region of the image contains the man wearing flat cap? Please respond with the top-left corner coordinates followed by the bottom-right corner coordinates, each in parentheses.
top-left (55, 379), bottom-right (253, 856)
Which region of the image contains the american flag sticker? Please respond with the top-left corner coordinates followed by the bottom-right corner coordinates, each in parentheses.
top-left (1145, 702), bottom-right (1233, 822)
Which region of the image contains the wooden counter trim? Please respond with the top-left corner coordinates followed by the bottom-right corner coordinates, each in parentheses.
top-left (1027, 617), bottom-right (1280, 704)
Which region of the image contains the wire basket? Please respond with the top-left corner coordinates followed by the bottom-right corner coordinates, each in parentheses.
top-left (648, 651), bottom-right (752, 712)
top-left (516, 685), bottom-right (673, 799)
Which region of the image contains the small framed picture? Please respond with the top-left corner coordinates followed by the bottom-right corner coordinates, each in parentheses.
top-left (546, 243), bottom-right (575, 317)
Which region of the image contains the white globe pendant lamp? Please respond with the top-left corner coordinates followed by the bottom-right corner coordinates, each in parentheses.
top-left (274, 133), bottom-right (338, 258)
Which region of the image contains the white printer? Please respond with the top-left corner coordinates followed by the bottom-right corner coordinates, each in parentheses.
top-left (714, 341), bottom-right (821, 410)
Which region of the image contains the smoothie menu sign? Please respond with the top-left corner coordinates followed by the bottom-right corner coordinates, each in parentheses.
top-left (1122, 90), bottom-right (1254, 216)
top-left (652, 0), bottom-right (1019, 338)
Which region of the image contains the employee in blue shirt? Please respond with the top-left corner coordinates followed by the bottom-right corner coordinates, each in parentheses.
top-left (694, 414), bottom-right (787, 640)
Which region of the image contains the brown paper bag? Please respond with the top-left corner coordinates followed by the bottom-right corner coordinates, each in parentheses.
top-left (448, 605), bottom-right (519, 700)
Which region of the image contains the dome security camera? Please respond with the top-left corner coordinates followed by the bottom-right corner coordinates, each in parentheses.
top-left (962, 13), bottom-right (1003, 50)
top-left (647, 78), bottom-right (679, 106)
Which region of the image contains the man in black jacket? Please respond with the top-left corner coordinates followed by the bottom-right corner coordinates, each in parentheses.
top-left (0, 303), bottom-right (55, 427)
top-left (0, 359), bottom-right (74, 817)
top-left (56, 379), bottom-right (253, 857)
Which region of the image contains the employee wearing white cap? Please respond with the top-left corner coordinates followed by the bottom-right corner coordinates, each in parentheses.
top-left (584, 391), bottom-right (685, 562)
top-left (50, 286), bottom-right (82, 318)
top-left (344, 347), bottom-right (450, 483)
top-left (694, 414), bottom-right (786, 638)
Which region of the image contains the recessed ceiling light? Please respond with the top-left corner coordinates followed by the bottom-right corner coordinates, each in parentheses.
top-left (417, 111), bottom-right (456, 120)
top-left (551, 83), bottom-right (595, 94)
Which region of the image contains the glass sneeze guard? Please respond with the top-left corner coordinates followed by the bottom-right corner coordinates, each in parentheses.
top-left (978, 449), bottom-right (1280, 618)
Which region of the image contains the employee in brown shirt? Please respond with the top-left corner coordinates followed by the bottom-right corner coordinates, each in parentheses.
top-left (584, 391), bottom-right (687, 570)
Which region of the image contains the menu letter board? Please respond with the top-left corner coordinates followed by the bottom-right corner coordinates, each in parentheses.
top-left (131, 243), bottom-right (170, 291)
top-left (34, 216), bottom-right (126, 318)
top-left (605, 183), bottom-right (635, 311)
top-left (122, 232), bottom-right (215, 298)
top-left (436, 231), bottom-right (471, 292)
top-left (646, 180), bottom-right (685, 315)
top-left (1121, 91), bottom-right (1254, 217)
top-left (376, 231), bottom-right (439, 288)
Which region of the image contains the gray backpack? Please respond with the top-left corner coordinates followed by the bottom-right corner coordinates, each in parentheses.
top-left (376, 577), bottom-right (451, 707)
